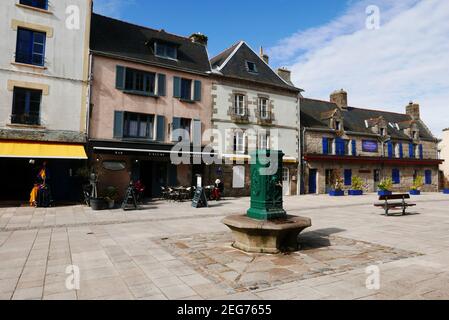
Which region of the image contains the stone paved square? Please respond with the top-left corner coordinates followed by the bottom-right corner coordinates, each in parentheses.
top-left (1, 193), bottom-right (449, 300)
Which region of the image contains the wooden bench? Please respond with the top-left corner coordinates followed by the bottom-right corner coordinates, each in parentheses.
top-left (374, 194), bottom-right (416, 216)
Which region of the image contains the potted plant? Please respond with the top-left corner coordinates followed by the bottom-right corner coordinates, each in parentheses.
top-left (329, 176), bottom-right (345, 196)
top-left (104, 186), bottom-right (118, 209)
top-left (378, 178), bottom-right (393, 196)
top-left (410, 176), bottom-right (424, 195)
top-left (89, 172), bottom-right (106, 211)
top-left (349, 176), bottom-right (364, 196)
top-left (443, 177), bottom-right (449, 194)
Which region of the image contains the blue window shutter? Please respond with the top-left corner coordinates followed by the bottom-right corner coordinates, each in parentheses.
top-left (113, 111), bottom-right (124, 138)
top-left (344, 169), bottom-right (352, 186)
top-left (156, 115), bottom-right (165, 142)
top-left (116, 66), bottom-right (126, 90)
top-left (193, 80), bottom-right (202, 101)
top-left (399, 143), bottom-right (404, 158)
top-left (173, 77), bottom-right (181, 98)
top-left (351, 140), bottom-right (357, 156)
top-left (388, 142), bottom-right (393, 158)
top-left (171, 117), bottom-right (181, 141)
top-left (419, 144), bottom-right (424, 159)
top-left (192, 119), bottom-right (202, 146)
top-left (336, 138), bottom-right (344, 155)
top-left (322, 138), bottom-right (329, 154)
top-left (157, 74), bottom-right (166, 96)
top-left (425, 170), bottom-right (432, 185)
top-left (409, 143), bottom-right (414, 158)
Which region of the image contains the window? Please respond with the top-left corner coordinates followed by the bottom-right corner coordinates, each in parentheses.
top-left (246, 61), bottom-right (258, 73)
top-left (12, 87), bottom-right (42, 125)
top-left (335, 121), bottom-right (341, 131)
top-left (232, 166), bottom-right (245, 189)
top-left (124, 68), bottom-right (156, 95)
top-left (258, 133), bottom-right (269, 150)
top-left (258, 98), bottom-right (269, 119)
top-left (234, 131), bottom-right (245, 154)
top-left (394, 143), bottom-right (400, 158)
top-left (415, 145), bottom-right (420, 159)
top-left (344, 140), bottom-right (351, 156)
top-left (155, 42), bottom-right (177, 60)
top-left (179, 118), bottom-right (191, 142)
top-left (234, 94), bottom-right (245, 116)
top-left (124, 112), bottom-right (154, 139)
top-left (412, 131), bottom-right (418, 139)
top-left (16, 28), bottom-right (46, 66)
top-left (19, 0), bottom-right (48, 10)
top-left (180, 79), bottom-right (192, 100)
top-left (380, 127), bottom-right (386, 136)
top-left (392, 169), bottom-right (400, 184)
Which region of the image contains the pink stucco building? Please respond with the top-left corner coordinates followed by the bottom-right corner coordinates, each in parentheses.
top-left (88, 14), bottom-right (213, 198)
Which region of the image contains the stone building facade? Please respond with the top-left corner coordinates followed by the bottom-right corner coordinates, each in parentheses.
top-left (209, 42), bottom-right (301, 197)
top-left (301, 90), bottom-right (442, 195)
top-left (0, 0), bottom-right (91, 202)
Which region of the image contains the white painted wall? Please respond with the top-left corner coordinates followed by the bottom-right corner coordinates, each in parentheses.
top-left (440, 129), bottom-right (449, 180)
top-left (0, 0), bottom-right (90, 133)
top-left (212, 83), bottom-right (299, 160)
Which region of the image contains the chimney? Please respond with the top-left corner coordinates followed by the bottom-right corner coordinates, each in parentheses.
top-left (277, 67), bottom-right (292, 84)
top-left (189, 33), bottom-right (208, 46)
top-left (330, 89), bottom-right (348, 109)
top-left (406, 101), bottom-right (420, 120)
top-left (260, 47), bottom-right (269, 65)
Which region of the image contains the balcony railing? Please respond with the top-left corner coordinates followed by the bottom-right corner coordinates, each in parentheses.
top-left (11, 114), bottom-right (40, 126)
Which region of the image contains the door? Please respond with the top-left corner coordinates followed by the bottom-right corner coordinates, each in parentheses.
top-left (374, 169), bottom-right (380, 191)
top-left (283, 167), bottom-right (290, 196)
top-left (308, 169), bottom-right (317, 194)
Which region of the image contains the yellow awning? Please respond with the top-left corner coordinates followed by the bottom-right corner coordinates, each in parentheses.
top-left (0, 141), bottom-right (87, 159)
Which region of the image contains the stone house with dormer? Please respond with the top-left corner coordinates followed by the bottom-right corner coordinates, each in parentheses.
top-left (301, 90), bottom-right (442, 194)
top-left (209, 41), bottom-right (302, 197)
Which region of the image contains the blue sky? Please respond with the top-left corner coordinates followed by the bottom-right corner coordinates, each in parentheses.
top-left (94, 0), bottom-right (449, 137)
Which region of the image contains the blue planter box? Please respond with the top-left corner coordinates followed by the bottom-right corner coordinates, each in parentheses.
top-left (348, 190), bottom-right (363, 196)
top-left (443, 189), bottom-right (449, 194)
top-left (378, 190), bottom-right (392, 196)
top-left (329, 190), bottom-right (345, 196)
top-left (409, 190), bottom-right (421, 195)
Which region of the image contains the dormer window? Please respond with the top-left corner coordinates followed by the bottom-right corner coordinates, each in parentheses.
top-left (412, 131), bottom-right (418, 139)
top-left (246, 61), bottom-right (258, 74)
top-left (19, 0), bottom-right (48, 10)
top-left (335, 120), bottom-right (341, 131)
top-left (154, 42), bottom-right (177, 60)
top-left (380, 127), bottom-right (386, 136)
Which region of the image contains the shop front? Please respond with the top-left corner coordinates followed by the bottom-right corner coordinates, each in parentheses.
top-left (0, 140), bottom-right (88, 205)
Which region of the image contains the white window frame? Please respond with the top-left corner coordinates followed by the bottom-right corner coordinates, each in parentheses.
top-left (258, 133), bottom-right (269, 150)
top-left (258, 98), bottom-right (269, 119)
top-left (234, 94), bottom-right (245, 116)
top-left (234, 131), bottom-right (245, 154)
top-left (232, 166), bottom-right (245, 189)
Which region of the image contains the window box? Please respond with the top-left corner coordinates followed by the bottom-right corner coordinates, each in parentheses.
top-left (329, 190), bottom-right (345, 197)
top-left (409, 190), bottom-right (421, 196)
top-left (378, 190), bottom-right (392, 196)
top-left (348, 190), bottom-right (363, 196)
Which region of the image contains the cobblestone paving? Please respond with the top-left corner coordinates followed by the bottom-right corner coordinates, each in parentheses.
top-left (157, 231), bottom-right (421, 292)
top-left (1, 193), bottom-right (449, 300)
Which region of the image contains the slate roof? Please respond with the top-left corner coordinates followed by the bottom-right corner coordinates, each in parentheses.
top-left (90, 13), bottom-right (211, 74)
top-left (210, 41), bottom-right (300, 92)
top-left (300, 98), bottom-right (436, 141)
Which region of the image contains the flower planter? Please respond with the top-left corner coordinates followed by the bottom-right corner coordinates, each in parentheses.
top-left (443, 189), bottom-right (449, 194)
top-left (409, 190), bottom-right (421, 196)
top-left (329, 190), bottom-right (345, 197)
top-left (90, 198), bottom-right (106, 211)
top-left (348, 190), bottom-right (363, 196)
top-left (378, 190), bottom-right (392, 196)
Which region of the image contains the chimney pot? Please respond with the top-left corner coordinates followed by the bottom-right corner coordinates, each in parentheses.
top-left (260, 47), bottom-right (269, 65)
top-left (277, 67), bottom-right (292, 84)
top-left (406, 102), bottom-right (420, 120)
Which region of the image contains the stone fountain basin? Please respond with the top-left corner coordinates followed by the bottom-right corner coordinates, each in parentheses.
top-left (222, 215), bottom-right (312, 254)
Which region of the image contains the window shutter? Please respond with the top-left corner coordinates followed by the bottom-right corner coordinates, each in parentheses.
top-left (116, 66), bottom-right (126, 90)
top-left (344, 169), bottom-right (352, 186)
top-left (419, 144), bottom-right (424, 159)
top-left (409, 143), bottom-right (414, 158)
top-left (387, 142), bottom-right (393, 158)
top-left (399, 143), bottom-right (404, 158)
top-left (113, 111), bottom-right (124, 138)
top-left (156, 115), bottom-right (165, 142)
top-left (351, 140), bottom-right (357, 156)
top-left (425, 170), bottom-right (432, 185)
top-left (157, 74), bottom-right (166, 96)
top-left (192, 119), bottom-right (202, 146)
top-left (336, 138), bottom-right (344, 155)
top-left (173, 77), bottom-right (181, 98)
top-left (171, 117), bottom-right (181, 142)
top-left (193, 80), bottom-right (202, 101)
top-left (322, 138), bottom-right (329, 155)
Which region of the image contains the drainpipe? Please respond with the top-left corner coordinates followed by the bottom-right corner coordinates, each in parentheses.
top-left (86, 53), bottom-right (93, 139)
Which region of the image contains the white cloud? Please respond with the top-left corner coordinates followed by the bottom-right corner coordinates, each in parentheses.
top-left (93, 0), bottom-right (135, 18)
top-left (268, 0), bottom-right (449, 137)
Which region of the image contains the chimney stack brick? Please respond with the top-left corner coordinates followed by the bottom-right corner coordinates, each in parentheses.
top-left (277, 68), bottom-right (292, 84)
top-left (330, 89), bottom-right (348, 109)
top-left (406, 102), bottom-right (420, 120)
